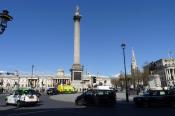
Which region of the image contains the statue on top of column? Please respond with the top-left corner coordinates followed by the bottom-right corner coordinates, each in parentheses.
top-left (75, 6), bottom-right (80, 16)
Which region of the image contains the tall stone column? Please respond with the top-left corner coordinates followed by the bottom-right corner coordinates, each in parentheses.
top-left (71, 6), bottom-right (83, 91)
top-left (74, 9), bottom-right (80, 64)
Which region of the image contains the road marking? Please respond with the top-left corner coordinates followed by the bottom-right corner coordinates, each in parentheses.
top-left (6, 109), bottom-right (58, 116)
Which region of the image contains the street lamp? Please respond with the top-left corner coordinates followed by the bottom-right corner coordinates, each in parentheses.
top-left (0, 10), bottom-right (13, 34)
top-left (121, 43), bottom-right (129, 102)
top-left (30, 65), bottom-right (34, 88)
top-left (81, 80), bottom-right (84, 92)
top-left (15, 70), bottom-right (20, 89)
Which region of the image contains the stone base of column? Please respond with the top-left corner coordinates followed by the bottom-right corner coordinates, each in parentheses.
top-left (70, 64), bottom-right (83, 81)
top-left (70, 64), bottom-right (83, 92)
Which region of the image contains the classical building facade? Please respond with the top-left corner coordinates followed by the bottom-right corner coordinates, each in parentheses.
top-left (146, 58), bottom-right (175, 87)
top-left (0, 74), bottom-right (54, 90)
top-left (0, 70), bottom-right (112, 92)
top-left (53, 69), bottom-right (71, 87)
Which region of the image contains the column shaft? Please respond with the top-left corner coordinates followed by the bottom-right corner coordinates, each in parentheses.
top-left (74, 20), bottom-right (80, 64)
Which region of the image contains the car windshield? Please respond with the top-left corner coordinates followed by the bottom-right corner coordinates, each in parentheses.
top-left (14, 90), bottom-right (23, 95)
top-left (23, 89), bottom-right (36, 95)
top-left (143, 91), bottom-right (151, 96)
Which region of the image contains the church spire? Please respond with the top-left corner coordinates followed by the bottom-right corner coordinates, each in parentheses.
top-left (131, 48), bottom-right (137, 71)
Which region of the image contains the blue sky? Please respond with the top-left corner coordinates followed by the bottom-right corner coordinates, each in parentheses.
top-left (0, 0), bottom-right (175, 76)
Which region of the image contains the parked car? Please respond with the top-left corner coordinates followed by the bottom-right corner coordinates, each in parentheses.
top-left (75, 89), bottom-right (116, 106)
top-left (5, 88), bottom-right (39, 107)
top-left (46, 87), bottom-right (58, 95)
top-left (133, 90), bottom-right (175, 107)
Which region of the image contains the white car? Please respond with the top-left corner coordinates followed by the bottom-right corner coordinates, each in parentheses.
top-left (5, 89), bottom-right (39, 107)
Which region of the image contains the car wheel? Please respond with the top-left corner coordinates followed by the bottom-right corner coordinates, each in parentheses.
top-left (6, 102), bottom-right (9, 106)
top-left (171, 102), bottom-right (175, 108)
top-left (95, 98), bottom-right (100, 106)
top-left (17, 101), bottom-right (22, 108)
top-left (142, 102), bottom-right (149, 108)
top-left (135, 103), bottom-right (142, 108)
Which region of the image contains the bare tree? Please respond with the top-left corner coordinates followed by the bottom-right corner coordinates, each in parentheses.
top-left (111, 73), bottom-right (133, 90)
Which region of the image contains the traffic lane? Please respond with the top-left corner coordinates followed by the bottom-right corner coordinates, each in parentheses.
top-left (1, 95), bottom-right (78, 111)
top-left (1, 94), bottom-right (175, 116)
top-left (0, 95), bottom-right (83, 115)
top-left (26, 95), bottom-right (78, 109)
top-left (1, 101), bottom-right (175, 116)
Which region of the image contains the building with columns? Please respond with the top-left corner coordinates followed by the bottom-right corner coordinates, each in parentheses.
top-left (53, 69), bottom-right (71, 87)
top-left (146, 58), bottom-right (175, 87)
top-left (0, 69), bottom-right (112, 92)
top-left (0, 73), bottom-right (54, 91)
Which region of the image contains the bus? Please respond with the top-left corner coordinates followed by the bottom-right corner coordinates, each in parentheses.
top-left (57, 84), bottom-right (76, 94)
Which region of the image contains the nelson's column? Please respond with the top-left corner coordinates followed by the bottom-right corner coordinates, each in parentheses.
top-left (70, 6), bottom-right (83, 91)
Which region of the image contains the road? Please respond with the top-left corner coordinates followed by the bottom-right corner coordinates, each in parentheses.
top-left (1, 93), bottom-right (175, 116)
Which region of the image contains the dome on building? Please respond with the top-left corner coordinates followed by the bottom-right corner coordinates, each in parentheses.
top-left (56, 69), bottom-right (64, 76)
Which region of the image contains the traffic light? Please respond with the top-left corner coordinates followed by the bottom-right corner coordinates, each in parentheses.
top-left (92, 76), bottom-right (96, 83)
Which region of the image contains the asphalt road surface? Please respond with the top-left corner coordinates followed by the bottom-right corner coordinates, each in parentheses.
top-left (1, 93), bottom-right (175, 116)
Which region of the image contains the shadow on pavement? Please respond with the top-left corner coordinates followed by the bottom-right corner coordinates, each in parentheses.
top-left (1, 100), bottom-right (175, 116)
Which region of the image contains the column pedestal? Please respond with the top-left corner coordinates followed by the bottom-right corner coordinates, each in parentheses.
top-left (71, 64), bottom-right (83, 80)
top-left (71, 64), bottom-right (83, 92)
